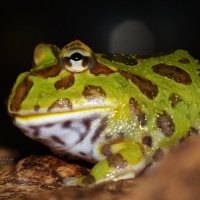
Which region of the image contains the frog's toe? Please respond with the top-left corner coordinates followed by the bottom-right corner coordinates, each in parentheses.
top-left (64, 176), bottom-right (84, 186)
top-left (64, 175), bottom-right (96, 186)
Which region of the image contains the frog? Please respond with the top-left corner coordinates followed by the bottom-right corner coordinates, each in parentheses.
top-left (7, 40), bottom-right (200, 186)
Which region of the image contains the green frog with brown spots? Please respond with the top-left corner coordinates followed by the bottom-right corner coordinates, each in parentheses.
top-left (7, 40), bottom-right (200, 186)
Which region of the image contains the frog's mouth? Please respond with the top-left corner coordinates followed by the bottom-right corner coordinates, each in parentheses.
top-left (14, 107), bottom-right (110, 161)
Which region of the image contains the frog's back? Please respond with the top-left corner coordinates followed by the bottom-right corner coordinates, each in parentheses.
top-left (96, 50), bottom-right (200, 155)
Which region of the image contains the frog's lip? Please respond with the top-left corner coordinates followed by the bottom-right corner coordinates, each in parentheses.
top-left (13, 105), bottom-right (110, 159)
top-left (13, 105), bottom-right (112, 120)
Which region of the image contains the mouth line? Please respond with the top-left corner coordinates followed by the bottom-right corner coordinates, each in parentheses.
top-left (15, 105), bottom-right (112, 120)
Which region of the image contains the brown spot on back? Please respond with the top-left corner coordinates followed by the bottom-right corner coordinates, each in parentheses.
top-left (31, 64), bottom-right (61, 78)
top-left (102, 53), bottom-right (138, 65)
top-left (153, 148), bottom-right (164, 161)
top-left (152, 63), bottom-right (192, 85)
top-left (119, 70), bottom-right (158, 99)
top-left (100, 144), bottom-right (111, 156)
top-left (54, 73), bottom-right (75, 90)
top-left (142, 136), bottom-right (152, 147)
top-left (169, 93), bottom-right (182, 107)
top-left (34, 105), bottom-right (40, 112)
top-left (107, 153), bottom-right (128, 168)
top-left (91, 117), bottom-right (108, 143)
top-left (129, 97), bottom-right (147, 126)
top-left (82, 174), bottom-right (96, 185)
top-left (157, 111), bottom-right (175, 137)
top-left (179, 137), bottom-right (185, 143)
top-left (48, 98), bottom-right (72, 112)
top-left (83, 85), bottom-right (106, 101)
top-left (51, 136), bottom-right (65, 145)
top-left (90, 63), bottom-right (115, 76)
top-left (10, 76), bottom-right (33, 112)
top-left (178, 58), bottom-right (190, 64)
top-left (187, 127), bottom-right (199, 137)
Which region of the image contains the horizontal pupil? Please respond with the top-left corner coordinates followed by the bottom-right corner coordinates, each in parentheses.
top-left (70, 52), bottom-right (83, 61)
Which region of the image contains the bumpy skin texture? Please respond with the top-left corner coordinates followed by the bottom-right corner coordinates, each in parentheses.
top-left (7, 40), bottom-right (200, 186)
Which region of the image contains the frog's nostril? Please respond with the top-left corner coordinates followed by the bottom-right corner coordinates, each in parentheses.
top-left (70, 52), bottom-right (83, 61)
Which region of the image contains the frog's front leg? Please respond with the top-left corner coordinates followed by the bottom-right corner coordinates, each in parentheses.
top-left (65, 141), bottom-right (145, 186)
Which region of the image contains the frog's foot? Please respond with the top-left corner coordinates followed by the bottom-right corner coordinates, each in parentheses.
top-left (65, 141), bottom-right (146, 186)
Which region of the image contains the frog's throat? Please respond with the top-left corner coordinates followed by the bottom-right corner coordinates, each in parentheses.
top-left (14, 108), bottom-right (110, 161)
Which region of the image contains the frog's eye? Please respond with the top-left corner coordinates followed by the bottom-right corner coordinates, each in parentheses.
top-left (60, 40), bottom-right (96, 73)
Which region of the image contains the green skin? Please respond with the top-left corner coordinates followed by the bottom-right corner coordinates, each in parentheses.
top-left (7, 40), bottom-right (200, 186)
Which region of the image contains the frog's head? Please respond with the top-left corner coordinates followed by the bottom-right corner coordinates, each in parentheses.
top-left (7, 40), bottom-right (127, 159)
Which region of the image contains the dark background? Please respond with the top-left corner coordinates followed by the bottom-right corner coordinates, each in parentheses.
top-left (0, 0), bottom-right (200, 158)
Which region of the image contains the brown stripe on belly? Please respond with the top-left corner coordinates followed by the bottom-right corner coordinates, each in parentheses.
top-left (75, 115), bottom-right (100, 144)
top-left (91, 117), bottom-right (108, 143)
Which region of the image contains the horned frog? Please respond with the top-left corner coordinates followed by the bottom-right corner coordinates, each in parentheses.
top-left (7, 40), bottom-right (200, 186)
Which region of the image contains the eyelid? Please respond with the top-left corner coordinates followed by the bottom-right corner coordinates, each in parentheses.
top-left (62, 48), bottom-right (90, 58)
top-left (59, 40), bottom-right (96, 73)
